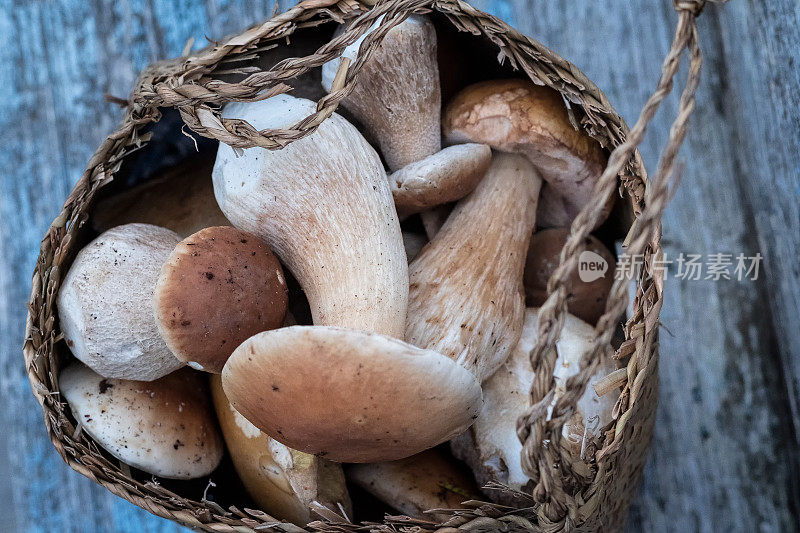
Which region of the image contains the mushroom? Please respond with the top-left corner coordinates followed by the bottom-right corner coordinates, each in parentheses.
top-left (153, 226), bottom-right (288, 373)
top-left (222, 326), bottom-right (482, 463)
top-left (419, 204), bottom-right (451, 240)
top-left (60, 364), bottom-right (223, 479)
top-left (210, 375), bottom-right (351, 525)
top-left (451, 308), bottom-right (619, 497)
top-left (406, 152), bottom-right (543, 382)
top-left (390, 143), bottom-right (491, 216)
top-left (524, 228), bottom-right (616, 325)
top-left (215, 95), bottom-right (482, 462)
top-left (322, 15), bottom-right (441, 171)
top-left (213, 94), bottom-right (406, 336)
top-left (57, 223), bottom-right (183, 381)
top-left (442, 79), bottom-right (611, 228)
top-left (92, 160), bottom-right (230, 238)
top-left (346, 448), bottom-right (480, 520)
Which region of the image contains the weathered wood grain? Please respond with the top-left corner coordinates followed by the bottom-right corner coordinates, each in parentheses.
top-left (0, 1), bottom-right (798, 532)
top-left (472, 1), bottom-right (800, 531)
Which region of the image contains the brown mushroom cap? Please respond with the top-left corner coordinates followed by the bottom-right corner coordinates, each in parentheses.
top-left (210, 375), bottom-right (351, 525)
top-left (154, 226), bottom-right (288, 373)
top-left (524, 228), bottom-right (615, 324)
top-left (221, 326), bottom-right (483, 463)
top-left (60, 364), bottom-right (223, 479)
top-left (442, 79), bottom-right (609, 227)
top-left (346, 448), bottom-right (480, 519)
top-left (389, 144), bottom-right (491, 215)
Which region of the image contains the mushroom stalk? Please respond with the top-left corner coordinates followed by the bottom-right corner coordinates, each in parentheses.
top-left (322, 15), bottom-right (441, 171)
top-left (213, 95), bottom-right (407, 337)
top-left (406, 152), bottom-right (542, 382)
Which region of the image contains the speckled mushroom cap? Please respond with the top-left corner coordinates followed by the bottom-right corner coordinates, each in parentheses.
top-left (60, 364), bottom-right (223, 479)
top-left (451, 308), bottom-right (618, 499)
top-left (57, 223), bottom-right (183, 381)
top-left (322, 15), bottom-right (441, 171)
top-left (524, 228), bottom-right (616, 324)
top-left (389, 143), bottom-right (491, 215)
top-left (346, 448), bottom-right (480, 520)
top-left (442, 79), bottom-right (609, 227)
top-left (154, 226), bottom-right (288, 373)
top-left (221, 326), bottom-right (483, 463)
top-left (209, 375), bottom-right (351, 526)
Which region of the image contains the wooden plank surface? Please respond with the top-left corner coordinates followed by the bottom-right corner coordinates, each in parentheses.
top-left (0, 1), bottom-right (797, 531)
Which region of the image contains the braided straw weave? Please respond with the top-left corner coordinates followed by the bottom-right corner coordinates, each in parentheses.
top-left (23, 0), bottom-right (722, 531)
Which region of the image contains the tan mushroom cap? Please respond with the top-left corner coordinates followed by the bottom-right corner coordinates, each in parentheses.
top-left (451, 308), bottom-right (618, 499)
top-left (210, 375), bottom-right (351, 525)
top-left (221, 326), bottom-right (483, 463)
top-left (92, 159), bottom-right (230, 238)
top-left (57, 223), bottom-right (183, 381)
top-left (346, 448), bottom-right (480, 520)
top-left (322, 15), bottom-right (441, 171)
top-left (406, 153), bottom-right (542, 382)
top-left (524, 228), bottom-right (616, 324)
top-left (442, 79), bottom-right (609, 227)
top-left (154, 226), bottom-right (288, 373)
top-left (60, 364), bottom-right (223, 479)
top-left (389, 144), bottom-right (491, 215)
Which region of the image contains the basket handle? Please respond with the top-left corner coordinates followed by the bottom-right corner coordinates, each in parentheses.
top-left (516, 0), bottom-right (726, 516)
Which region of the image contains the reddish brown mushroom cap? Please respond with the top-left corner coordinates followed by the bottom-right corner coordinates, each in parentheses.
top-left (221, 326), bottom-right (483, 463)
top-left (154, 226), bottom-right (288, 373)
top-left (524, 228), bottom-right (615, 324)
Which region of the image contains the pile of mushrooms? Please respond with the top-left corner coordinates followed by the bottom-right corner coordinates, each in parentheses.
top-left (57, 14), bottom-right (624, 525)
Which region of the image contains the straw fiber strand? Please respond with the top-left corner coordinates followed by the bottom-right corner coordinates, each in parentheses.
top-left (23, 0), bottom-right (721, 531)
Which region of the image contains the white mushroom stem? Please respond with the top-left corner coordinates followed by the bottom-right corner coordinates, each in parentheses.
top-left (213, 95), bottom-right (408, 337)
top-left (406, 153), bottom-right (542, 382)
top-left (451, 308), bottom-right (619, 494)
top-left (322, 15), bottom-right (441, 171)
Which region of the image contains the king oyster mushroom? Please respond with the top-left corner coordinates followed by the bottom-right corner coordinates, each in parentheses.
top-left (442, 79), bottom-right (613, 228)
top-left (215, 95), bottom-right (482, 463)
top-left (57, 223), bottom-right (183, 381)
top-left (210, 375), bottom-right (351, 525)
top-left (452, 308), bottom-right (619, 497)
top-left (406, 152), bottom-right (543, 382)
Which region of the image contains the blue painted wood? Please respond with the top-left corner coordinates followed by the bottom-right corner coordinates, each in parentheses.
top-left (1, 0), bottom-right (798, 531)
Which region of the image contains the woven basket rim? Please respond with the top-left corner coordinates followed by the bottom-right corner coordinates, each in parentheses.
top-left (22, 1), bottom-right (666, 531)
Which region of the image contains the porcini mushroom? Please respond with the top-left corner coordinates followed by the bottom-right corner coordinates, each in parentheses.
top-left (442, 79), bottom-right (610, 228)
top-left (451, 308), bottom-right (619, 496)
top-left (60, 364), bottom-right (223, 479)
top-left (92, 159), bottom-right (230, 238)
top-left (215, 95), bottom-right (482, 462)
top-left (524, 228), bottom-right (616, 324)
top-left (390, 143), bottom-right (491, 216)
top-left (210, 375), bottom-right (351, 525)
top-left (57, 223), bottom-right (183, 381)
top-left (222, 326), bottom-right (481, 463)
top-left (322, 15), bottom-right (441, 171)
top-left (213, 95), bottom-right (406, 336)
top-left (154, 226), bottom-right (288, 373)
top-left (406, 153), bottom-right (543, 382)
top-left (346, 448), bottom-right (480, 520)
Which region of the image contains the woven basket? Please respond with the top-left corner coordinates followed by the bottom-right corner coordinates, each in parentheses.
top-left (23, 0), bottom-right (717, 530)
